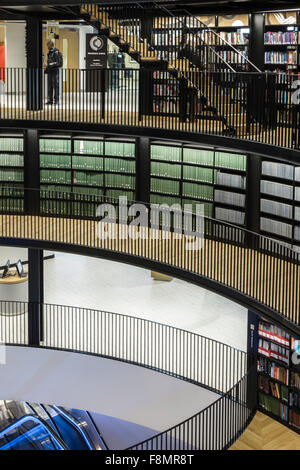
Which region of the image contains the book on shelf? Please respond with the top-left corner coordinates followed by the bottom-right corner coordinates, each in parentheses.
top-left (214, 189), bottom-right (245, 207)
top-left (151, 162), bottom-right (181, 179)
top-left (0, 137), bottom-right (23, 152)
top-left (264, 31), bottom-right (298, 45)
top-left (73, 171), bottom-right (104, 187)
top-left (215, 171), bottom-right (246, 189)
top-left (262, 161), bottom-right (294, 180)
top-left (260, 180), bottom-right (293, 199)
top-left (290, 409), bottom-right (300, 429)
top-left (74, 140), bottom-right (104, 155)
top-left (215, 152), bottom-right (246, 171)
top-left (258, 338), bottom-right (289, 364)
top-left (151, 145), bottom-right (181, 162)
top-left (290, 391), bottom-right (300, 408)
top-left (40, 139), bottom-right (71, 154)
top-left (260, 199), bottom-right (293, 219)
top-left (215, 206), bottom-right (245, 225)
top-left (105, 142), bottom-right (135, 158)
top-left (257, 357), bottom-right (289, 384)
top-left (40, 154), bottom-right (71, 169)
top-left (182, 182), bottom-right (214, 201)
top-left (0, 154), bottom-right (23, 166)
top-left (258, 375), bottom-right (288, 402)
top-left (219, 31), bottom-right (248, 45)
top-left (258, 320), bottom-right (290, 346)
top-left (183, 165), bottom-right (213, 183)
top-left (105, 158), bottom-right (135, 174)
top-left (151, 177), bottom-right (180, 195)
top-left (40, 170), bottom-right (71, 184)
top-left (73, 155), bottom-right (103, 171)
top-left (183, 148), bottom-right (214, 166)
top-left (260, 217), bottom-right (292, 239)
top-left (265, 50), bottom-right (297, 64)
top-left (105, 174), bottom-right (134, 189)
top-left (291, 371), bottom-right (300, 390)
top-left (259, 391), bottom-right (288, 420)
top-left (0, 169), bottom-right (23, 182)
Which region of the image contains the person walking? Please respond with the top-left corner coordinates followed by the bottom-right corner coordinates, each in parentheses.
top-left (45, 40), bottom-right (63, 105)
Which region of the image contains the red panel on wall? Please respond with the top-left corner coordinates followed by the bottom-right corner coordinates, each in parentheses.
top-left (0, 45), bottom-right (5, 81)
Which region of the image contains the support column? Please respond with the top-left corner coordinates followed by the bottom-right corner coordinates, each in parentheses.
top-left (135, 137), bottom-right (150, 204)
top-left (26, 16), bottom-right (43, 110)
top-left (246, 154), bottom-right (261, 235)
top-left (24, 129), bottom-right (40, 215)
top-left (28, 248), bottom-right (44, 346)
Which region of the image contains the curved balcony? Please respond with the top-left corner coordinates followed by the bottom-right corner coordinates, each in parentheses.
top-left (0, 68), bottom-right (299, 162)
top-left (0, 187), bottom-right (299, 333)
top-left (0, 300), bottom-right (255, 450)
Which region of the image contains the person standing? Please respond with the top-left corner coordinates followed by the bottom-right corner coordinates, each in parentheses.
top-left (45, 40), bottom-right (63, 105)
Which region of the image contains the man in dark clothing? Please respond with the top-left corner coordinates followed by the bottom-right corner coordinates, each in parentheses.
top-left (45, 40), bottom-right (62, 105)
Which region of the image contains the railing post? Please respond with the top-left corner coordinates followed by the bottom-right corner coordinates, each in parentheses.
top-left (26, 17), bottom-right (43, 111)
top-left (28, 248), bottom-right (44, 346)
top-left (24, 129), bottom-right (40, 216)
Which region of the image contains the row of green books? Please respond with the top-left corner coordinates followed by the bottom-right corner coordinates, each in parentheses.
top-left (151, 178), bottom-right (180, 195)
top-left (0, 138), bottom-right (23, 152)
top-left (105, 158), bottom-right (135, 174)
top-left (74, 140), bottom-right (104, 155)
top-left (0, 199), bottom-right (24, 212)
top-left (0, 154), bottom-right (24, 167)
top-left (105, 174), bottom-right (135, 189)
top-left (150, 194), bottom-right (181, 207)
top-left (40, 139), bottom-right (72, 154)
top-left (73, 156), bottom-right (104, 171)
top-left (74, 172), bottom-right (104, 187)
top-left (259, 392), bottom-right (288, 421)
top-left (0, 169), bottom-right (23, 182)
top-left (151, 162), bottom-right (181, 179)
top-left (40, 170), bottom-right (71, 184)
top-left (40, 202), bottom-right (97, 217)
top-left (215, 152), bottom-right (246, 171)
top-left (182, 183), bottom-right (214, 201)
top-left (105, 189), bottom-right (135, 201)
top-left (151, 145), bottom-right (181, 162)
top-left (151, 146), bottom-right (247, 171)
top-left (75, 141), bottom-right (135, 158)
top-left (183, 149), bottom-right (214, 166)
top-left (183, 199), bottom-right (213, 218)
top-left (183, 166), bottom-right (214, 183)
top-left (40, 154), bottom-right (71, 169)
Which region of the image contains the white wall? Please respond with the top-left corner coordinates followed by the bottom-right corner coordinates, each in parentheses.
top-left (0, 346), bottom-right (218, 449)
top-left (5, 22), bottom-right (26, 69)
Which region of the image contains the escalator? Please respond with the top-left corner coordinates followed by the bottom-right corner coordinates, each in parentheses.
top-left (0, 415), bottom-right (67, 450)
top-left (0, 401), bottom-right (107, 450)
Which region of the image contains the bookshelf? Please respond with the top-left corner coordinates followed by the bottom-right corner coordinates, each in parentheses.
top-left (0, 133), bottom-right (24, 213)
top-left (39, 134), bottom-right (136, 216)
top-left (150, 141), bottom-right (247, 224)
top-left (260, 159), bottom-right (300, 249)
top-left (253, 314), bottom-right (300, 433)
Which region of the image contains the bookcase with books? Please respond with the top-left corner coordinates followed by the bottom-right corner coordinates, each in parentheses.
top-left (0, 132), bottom-right (24, 214)
top-left (39, 134), bottom-right (136, 217)
top-left (260, 159), bottom-right (300, 249)
top-left (150, 141), bottom-right (247, 225)
top-left (253, 315), bottom-right (300, 433)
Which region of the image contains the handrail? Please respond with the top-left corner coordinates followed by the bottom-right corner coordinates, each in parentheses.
top-left (1, 300), bottom-right (248, 394)
top-left (1, 300), bottom-right (254, 450)
top-left (127, 364), bottom-right (256, 450)
top-left (0, 186), bottom-right (299, 330)
top-left (0, 414), bottom-right (68, 450)
top-left (0, 67), bottom-right (297, 150)
top-left (179, 6), bottom-right (262, 73)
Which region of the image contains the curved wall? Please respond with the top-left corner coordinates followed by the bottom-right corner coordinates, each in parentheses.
top-left (0, 346), bottom-right (218, 449)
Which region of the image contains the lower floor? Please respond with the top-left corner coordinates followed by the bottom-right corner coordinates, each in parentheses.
top-left (230, 411), bottom-right (300, 450)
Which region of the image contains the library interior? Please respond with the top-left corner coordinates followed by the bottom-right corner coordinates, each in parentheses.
top-left (1, 0), bottom-right (300, 453)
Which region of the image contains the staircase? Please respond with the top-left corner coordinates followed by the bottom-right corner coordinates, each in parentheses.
top-left (73, 2), bottom-right (261, 134)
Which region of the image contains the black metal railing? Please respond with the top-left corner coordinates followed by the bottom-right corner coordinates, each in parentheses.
top-left (0, 300), bottom-right (255, 450)
top-left (127, 365), bottom-right (256, 450)
top-left (0, 187), bottom-right (300, 329)
top-left (0, 300), bottom-right (248, 393)
top-left (0, 67), bottom-right (298, 150)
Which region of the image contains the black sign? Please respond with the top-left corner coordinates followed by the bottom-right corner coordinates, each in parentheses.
top-left (86, 34), bottom-right (107, 69)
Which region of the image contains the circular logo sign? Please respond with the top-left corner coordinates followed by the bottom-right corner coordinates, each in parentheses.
top-left (89, 36), bottom-right (104, 52)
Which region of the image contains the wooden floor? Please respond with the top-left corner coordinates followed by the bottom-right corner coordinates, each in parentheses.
top-left (230, 412), bottom-right (300, 450)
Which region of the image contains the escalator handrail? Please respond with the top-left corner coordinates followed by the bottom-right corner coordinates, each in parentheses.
top-left (52, 406), bottom-right (94, 450)
top-left (0, 414), bottom-right (68, 450)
